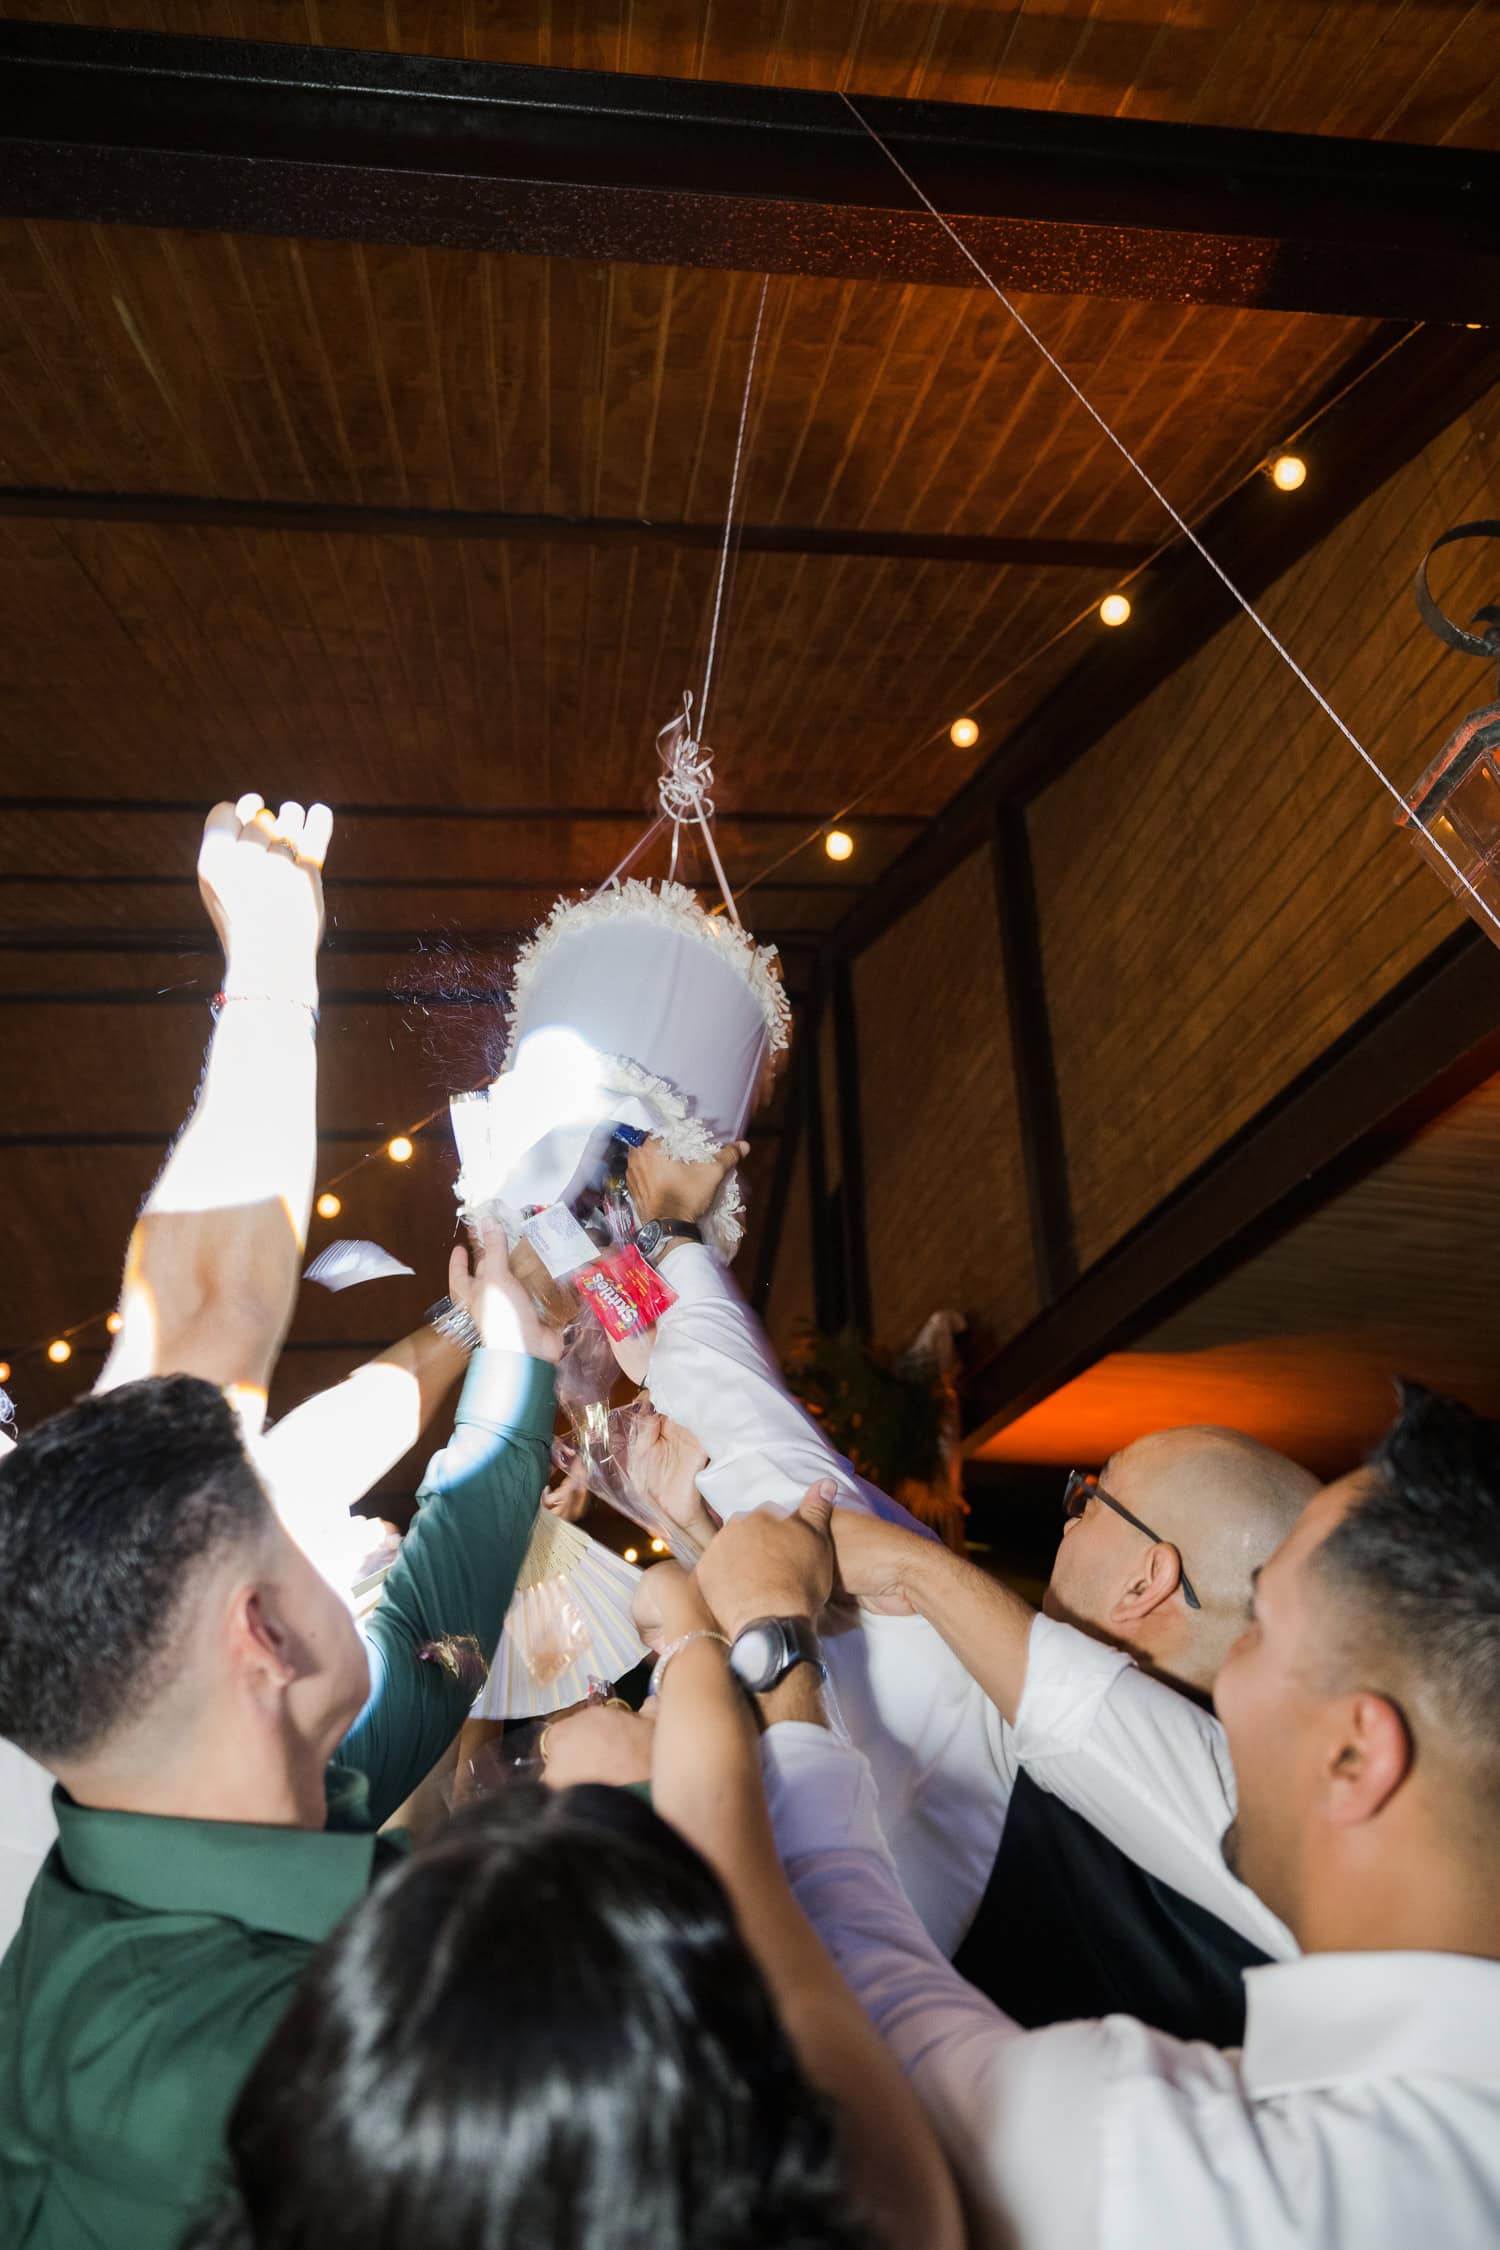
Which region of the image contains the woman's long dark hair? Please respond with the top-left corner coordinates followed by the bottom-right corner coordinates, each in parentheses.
top-left (188, 1784), bottom-right (874, 2250)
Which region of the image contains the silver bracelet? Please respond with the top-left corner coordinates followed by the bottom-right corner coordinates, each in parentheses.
top-left (425, 1296), bottom-right (483, 1355)
top-left (648, 1629), bottom-right (730, 1699)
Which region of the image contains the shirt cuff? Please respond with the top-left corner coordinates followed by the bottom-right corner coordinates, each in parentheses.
top-left (1011, 1611), bottom-right (1135, 1762)
top-left (454, 1348), bottom-right (557, 1447)
top-left (760, 1722), bottom-right (891, 1866)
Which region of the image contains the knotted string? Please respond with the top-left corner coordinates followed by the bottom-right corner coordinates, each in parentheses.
top-left (657, 690), bottom-right (742, 924)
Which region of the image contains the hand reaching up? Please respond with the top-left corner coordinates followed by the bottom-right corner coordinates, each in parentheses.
top-left (197, 792), bottom-right (333, 1006)
top-left (695, 1482), bottom-right (837, 1641)
top-left (450, 1218), bottom-right (563, 1365)
top-left (626, 1135), bottom-right (748, 1225)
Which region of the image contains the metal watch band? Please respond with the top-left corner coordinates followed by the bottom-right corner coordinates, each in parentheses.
top-left (424, 1295), bottom-right (483, 1355)
top-left (727, 1614), bottom-right (826, 1696)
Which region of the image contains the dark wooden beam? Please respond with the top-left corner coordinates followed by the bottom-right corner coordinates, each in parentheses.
top-left (0, 1121), bottom-right (784, 1145)
top-left (963, 925), bottom-right (1500, 1450)
top-left (0, 796), bottom-right (921, 832)
top-left (0, 926), bottom-right (826, 955)
top-left (990, 802), bottom-right (1076, 1303)
top-left (0, 870), bottom-right (864, 898)
top-left (831, 324), bottom-right (1500, 962)
top-left (1, 24), bottom-right (1497, 318)
top-left (0, 486), bottom-right (1149, 575)
top-left (828, 956), bottom-right (873, 1339)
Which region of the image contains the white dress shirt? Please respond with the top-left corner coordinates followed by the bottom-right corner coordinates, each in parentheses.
top-left (0, 1737), bottom-right (56, 1956)
top-left (764, 1722), bottom-right (1500, 2250)
top-left (645, 1245), bottom-right (1287, 1961)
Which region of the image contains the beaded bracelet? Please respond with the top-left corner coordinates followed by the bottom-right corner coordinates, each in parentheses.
top-left (648, 1629), bottom-right (730, 1698)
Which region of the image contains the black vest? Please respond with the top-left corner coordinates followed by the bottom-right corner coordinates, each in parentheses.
top-left (953, 1769), bottom-right (1267, 2046)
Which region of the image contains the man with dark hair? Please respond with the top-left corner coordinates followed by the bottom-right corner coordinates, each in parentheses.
top-left (751, 1383), bottom-right (1500, 2248)
top-left (0, 793), bottom-right (560, 2250)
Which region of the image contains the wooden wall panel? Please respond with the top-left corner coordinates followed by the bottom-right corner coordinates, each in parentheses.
top-left (854, 846), bottom-right (1036, 1356)
top-left (1031, 385), bottom-right (1500, 1269)
top-left (765, 1133), bottom-right (814, 1355)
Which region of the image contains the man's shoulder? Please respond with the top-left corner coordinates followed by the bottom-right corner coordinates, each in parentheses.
top-left (1, 1874), bottom-right (306, 2202)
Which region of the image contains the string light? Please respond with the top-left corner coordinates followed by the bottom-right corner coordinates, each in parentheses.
top-left (949, 716), bottom-right (979, 749)
top-left (649, 1538), bottom-right (667, 1554)
top-left (316, 1191), bottom-right (342, 1219)
top-left (623, 1547), bottom-right (639, 1564)
top-left (1270, 453), bottom-right (1307, 492)
top-left (0, 1361), bottom-right (10, 1384)
top-left (106, 1312), bottom-right (123, 1335)
top-left (386, 1136), bottom-right (414, 1165)
top-left (47, 1339), bottom-right (72, 1365)
top-left (1099, 592), bottom-right (1132, 628)
top-left (825, 829), bottom-right (854, 862)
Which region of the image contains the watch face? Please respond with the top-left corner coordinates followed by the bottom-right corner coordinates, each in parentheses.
top-left (636, 1220), bottom-right (664, 1257)
top-left (732, 1622), bottom-right (779, 1691)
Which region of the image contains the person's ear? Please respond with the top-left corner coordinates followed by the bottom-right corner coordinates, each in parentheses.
top-left (224, 1582), bottom-right (297, 1711)
top-left (1322, 1690), bottom-right (1411, 1826)
top-left (1109, 1540), bottom-right (1182, 1626)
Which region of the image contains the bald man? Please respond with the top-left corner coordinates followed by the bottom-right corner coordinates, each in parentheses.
top-left (833, 1428), bottom-right (1317, 2037)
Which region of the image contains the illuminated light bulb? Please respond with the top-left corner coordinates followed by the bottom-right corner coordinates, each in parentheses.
top-left (825, 829), bottom-right (854, 863)
top-left (1099, 592), bottom-right (1132, 628)
top-left (316, 1191), bottom-right (342, 1219)
top-left (387, 1136), bottom-right (414, 1164)
top-left (1466, 323), bottom-right (1483, 331)
top-left (106, 1311), bottom-right (123, 1335)
top-left (1270, 453), bottom-right (1307, 492)
top-left (0, 1360), bottom-right (10, 1383)
top-left (48, 1338), bottom-right (72, 1365)
top-left (623, 1547), bottom-right (639, 1564)
top-left (650, 1538), bottom-right (667, 1554)
top-left (949, 716), bottom-right (979, 750)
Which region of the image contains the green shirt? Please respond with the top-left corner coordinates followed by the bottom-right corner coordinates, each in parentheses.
top-left (0, 1347), bottom-right (555, 2250)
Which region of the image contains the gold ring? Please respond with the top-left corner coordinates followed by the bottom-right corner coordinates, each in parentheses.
top-left (537, 1723), bottom-right (555, 1764)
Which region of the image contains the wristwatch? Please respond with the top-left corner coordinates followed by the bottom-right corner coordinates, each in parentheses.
top-left (727, 1615), bottom-right (826, 1695)
top-left (424, 1295), bottom-right (483, 1355)
top-left (635, 1218), bottom-right (704, 1262)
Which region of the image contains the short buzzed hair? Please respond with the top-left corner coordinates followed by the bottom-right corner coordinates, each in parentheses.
top-left (0, 1375), bottom-right (270, 1762)
top-left (1316, 1383), bottom-right (1500, 1803)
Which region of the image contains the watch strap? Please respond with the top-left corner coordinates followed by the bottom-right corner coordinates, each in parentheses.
top-left (425, 1295), bottom-right (483, 1355)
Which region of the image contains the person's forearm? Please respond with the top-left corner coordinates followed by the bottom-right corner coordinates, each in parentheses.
top-left (899, 1535), bottom-right (1039, 1727)
top-left (342, 1347), bottom-right (555, 1825)
top-left (651, 1649), bottom-right (962, 2250)
top-left (259, 1325), bottom-right (466, 1561)
top-left (99, 994), bottom-right (319, 1402)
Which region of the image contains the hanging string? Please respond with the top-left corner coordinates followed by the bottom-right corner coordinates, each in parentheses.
top-left (837, 91), bottom-right (1500, 942)
top-left (643, 273), bottom-right (773, 928)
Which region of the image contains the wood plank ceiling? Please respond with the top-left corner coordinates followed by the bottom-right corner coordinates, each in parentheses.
top-left (0, 0), bottom-right (1493, 1478)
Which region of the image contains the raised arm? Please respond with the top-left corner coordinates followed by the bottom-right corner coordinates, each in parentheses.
top-left (832, 1511), bottom-right (1295, 1958)
top-left (647, 1499), bottom-right (964, 2250)
top-left (336, 1223), bottom-right (560, 1827)
top-left (97, 794), bottom-right (332, 1416)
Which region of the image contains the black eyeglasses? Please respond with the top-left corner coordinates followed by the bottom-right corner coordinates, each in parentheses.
top-left (1062, 1470), bottom-right (1202, 1611)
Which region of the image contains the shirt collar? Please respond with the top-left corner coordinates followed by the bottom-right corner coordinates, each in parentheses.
top-left (52, 1787), bottom-right (381, 1945)
top-left (1242, 1950), bottom-right (1500, 2095)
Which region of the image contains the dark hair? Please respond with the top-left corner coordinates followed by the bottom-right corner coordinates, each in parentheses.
top-left (1316, 1383), bottom-right (1500, 1789)
top-left (189, 1785), bottom-right (875, 2250)
top-left (0, 1374), bottom-right (270, 1761)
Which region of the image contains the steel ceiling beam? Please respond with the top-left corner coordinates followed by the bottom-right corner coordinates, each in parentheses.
top-left (0, 23), bottom-right (1496, 319)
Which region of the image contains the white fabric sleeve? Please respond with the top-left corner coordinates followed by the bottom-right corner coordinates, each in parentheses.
top-left (762, 1723), bottom-right (1104, 2250)
top-left (1012, 1615), bottom-right (1297, 1961)
top-left (642, 1244), bottom-right (929, 1531)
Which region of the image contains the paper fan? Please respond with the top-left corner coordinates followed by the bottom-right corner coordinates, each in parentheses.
top-left (472, 1509), bottom-right (650, 1721)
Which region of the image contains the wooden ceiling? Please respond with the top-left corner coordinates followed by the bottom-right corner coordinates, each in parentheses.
top-left (0, 0), bottom-right (1494, 1475)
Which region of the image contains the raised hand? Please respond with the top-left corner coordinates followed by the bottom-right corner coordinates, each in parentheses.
top-left (695, 1482), bottom-right (837, 1640)
top-left (449, 1218), bottom-right (563, 1365)
top-left (197, 792), bottom-right (333, 1004)
top-left (626, 1135), bottom-right (748, 1225)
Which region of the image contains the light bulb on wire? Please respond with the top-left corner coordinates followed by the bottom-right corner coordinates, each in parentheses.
top-left (0, 1361), bottom-right (10, 1384)
top-left (316, 1191), bottom-right (342, 1219)
top-left (825, 830), bottom-right (854, 863)
top-left (650, 1538), bottom-right (667, 1554)
top-left (106, 1312), bottom-right (123, 1335)
top-left (1270, 453), bottom-right (1307, 492)
top-left (949, 716), bottom-right (979, 749)
top-left (387, 1136), bottom-right (414, 1165)
top-left (623, 1547), bottom-right (639, 1565)
top-left (48, 1339), bottom-right (72, 1366)
top-left (1099, 592), bottom-right (1132, 628)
